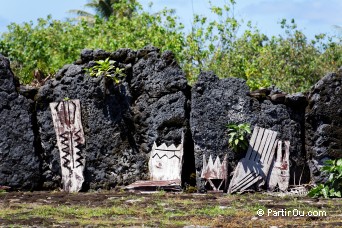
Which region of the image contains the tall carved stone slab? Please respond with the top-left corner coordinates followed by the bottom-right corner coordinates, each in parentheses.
top-left (267, 140), bottom-right (290, 191)
top-left (148, 142), bottom-right (183, 182)
top-left (50, 99), bottom-right (85, 192)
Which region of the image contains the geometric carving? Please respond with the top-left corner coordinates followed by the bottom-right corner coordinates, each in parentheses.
top-left (201, 154), bottom-right (228, 191)
top-left (267, 140), bottom-right (290, 191)
top-left (50, 99), bottom-right (85, 192)
top-left (228, 126), bottom-right (278, 194)
top-left (125, 138), bottom-right (184, 192)
top-left (148, 141), bottom-right (183, 183)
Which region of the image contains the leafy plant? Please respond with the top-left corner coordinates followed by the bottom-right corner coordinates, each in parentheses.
top-left (0, 0), bottom-right (341, 92)
top-left (308, 158), bottom-right (342, 198)
top-left (0, 2), bottom-right (184, 84)
top-left (63, 97), bottom-right (71, 101)
top-left (226, 123), bottom-right (251, 153)
top-left (68, 0), bottom-right (137, 23)
top-left (87, 57), bottom-right (125, 84)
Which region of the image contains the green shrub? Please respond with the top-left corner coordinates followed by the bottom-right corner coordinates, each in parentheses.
top-left (0, 0), bottom-right (341, 93)
top-left (226, 123), bottom-right (251, 153)
top-left (308, 159), bottom-right (342, 198)
top-left (0, 2), bottom-right (185, 84)
top-left (87, 57), bottom-right (125, 84)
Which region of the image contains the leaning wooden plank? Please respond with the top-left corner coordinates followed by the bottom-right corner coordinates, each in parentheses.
top-left (228, 126), bottom-right (261, 193)
top-left (267, 140), bottom-right (290, 191)
top-left (259, 130), bottom-right (273, 162)
top-left (229, 159), bottom-right (263, 193)
top-left (245, 126), bottom-right (260, 160)
top-left (249, 127), bottom-right (265, 161)
top-left (254, 129), bottom-right (271, 162)
top-left (263, 133), bottom-right (278, 165)
top-left (256, 138), bottom-right (278, 188)
top-left (228, 126), bottom-right (278, 194)
top-left (256, 133), bottom-right (278, 188)
top-left (50, 99), bottom-right (85, 193)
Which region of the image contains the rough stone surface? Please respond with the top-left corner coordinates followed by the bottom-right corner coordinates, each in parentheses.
top-left (130, 47), bottom-right (194, 185)
top-left (35, 46), bottom-right (191, 190)
top-left (0, 54), bottom-right (41, 190)
top-left (130, 48), bottom-right (190, 151)
top-left (306, 68), bottom-right (342, 183)
top-left (3, 46), bottom-right (340, 191)
top-left (190, 72), bottom-right (309, 191)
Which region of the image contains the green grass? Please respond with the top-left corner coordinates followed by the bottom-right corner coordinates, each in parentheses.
top-left (0, 192), bottom-right (341, 227)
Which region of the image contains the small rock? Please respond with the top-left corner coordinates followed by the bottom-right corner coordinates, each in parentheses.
top-left (270, 93), bottom-right (286, 103)
top-left (125, 199), bottom-right (142, 204)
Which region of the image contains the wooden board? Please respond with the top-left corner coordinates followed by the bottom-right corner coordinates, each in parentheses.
top-left (50, 99), bottom-right (85, 192)
top-left (228, 126), bottom-right (278, 194)
top-left (267, 140), bottom-right (290, 191)
top-left (201, 154), bottom-right (228, 191)
top-left (148, 142), bottom-right (183, 181)
top-left (124, 179), bottom-right (181, 192)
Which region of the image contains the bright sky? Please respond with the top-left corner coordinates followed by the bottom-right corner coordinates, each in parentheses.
top-left (0, 0), bottom-right (341, 39)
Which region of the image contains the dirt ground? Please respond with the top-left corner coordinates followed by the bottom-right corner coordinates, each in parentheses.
top-left (0, 190), bottom-right (341, 227)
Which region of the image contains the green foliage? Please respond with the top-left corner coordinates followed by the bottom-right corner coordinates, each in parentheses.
top-left (68, 0), bottom-right (137, 22)
top-left (0, 0), bottom-right (341, 93)
top-left (308, 159), bottom-right (342, 198)
top-left (184, 185), bottom-right (197, 193)
top-left (226, 123), bottom-right (251, 153)
top-left (0, 15), bottom-right (88, 83)
top-left (87, 57), bottom-right (125, 84)
top-left (63, 97), bottom-right (71, 101)
top-left (0, 2), bottom-right (184, 84)
top-left (189, 5), bottom-right (342, 92)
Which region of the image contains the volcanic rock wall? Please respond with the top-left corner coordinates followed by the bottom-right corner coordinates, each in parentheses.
top-left (34, 46), bottom-right (190, 190)
top-left (191, 72), bottom-right (310, 190)
top-left (306, 68), bottom-right (342, 182)
top-left (0, 47), bottom-right (341, 190)
top-left (0, 54), bottom-right (40, 190)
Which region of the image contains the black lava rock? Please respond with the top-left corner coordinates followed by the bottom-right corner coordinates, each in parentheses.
top-left (190, 72), bottom-right (309, 190)
top-left (35, 47), bottom-right (191, 190)
top-left (306, 68), bottom-right (342, 183)
top-left (130, 46), bottom-right (194, 184)
top-left (0, 54), bottom-right (41, 190)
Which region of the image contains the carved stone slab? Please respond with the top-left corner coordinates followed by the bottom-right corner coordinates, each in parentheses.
top-left (228, 126), bottom-right (278, 194)
top-left (201, 154), bottom-right (227, 191)
top-left (50, 99), bottom-right (85, 192)
top-left (267, 140), bottom-right (290, 191)
top-left (148, 142), bottom-right (183, 181)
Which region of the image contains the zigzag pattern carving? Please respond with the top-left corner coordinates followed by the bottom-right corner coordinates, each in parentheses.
top-left (50, 99), bottom-right (85, 193)
top-left (154, 142), bottom-right (182, 151)
top-left (152, 152), bottom-right (180, 160)
top-left (148, 139), bottom-right (184, 181)
top-left (201, 154), bottom-right (227, 180)
top-left (74, 129), bottom-right (84, 168)
top-left (60, 131), bottom-right (72, 175)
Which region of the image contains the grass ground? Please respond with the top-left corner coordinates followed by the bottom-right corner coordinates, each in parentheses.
top-left (0, 190), bottom-right (341, 227)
